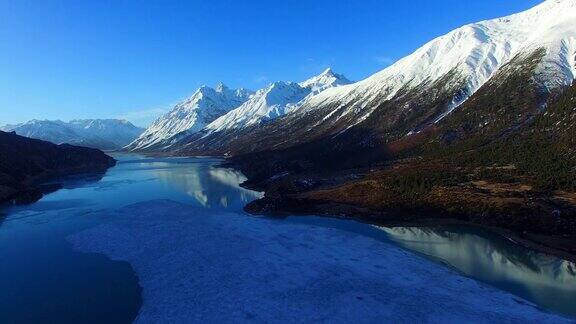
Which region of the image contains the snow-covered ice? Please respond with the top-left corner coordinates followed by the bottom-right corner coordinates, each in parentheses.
top-left (69, 200), bottom-right (569, 323)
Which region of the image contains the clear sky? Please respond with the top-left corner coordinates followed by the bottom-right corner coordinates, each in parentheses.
top-left (0, 0), bottom-right (541, 127)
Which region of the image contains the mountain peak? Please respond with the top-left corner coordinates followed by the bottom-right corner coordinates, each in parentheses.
top-left (299, 68), bottom-right (352, 93)
top-left (127, 84), bottom-right (253, 151)
top-left (215, 82), bottom-right (228, 93)
top-left (321, 68), bottom-right (334, 76)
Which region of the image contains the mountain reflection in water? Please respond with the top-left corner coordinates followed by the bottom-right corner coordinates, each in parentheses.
top-left (151, 161), bottom-right (262, 209)
top-left (379, 226), bottom-right (576, 316)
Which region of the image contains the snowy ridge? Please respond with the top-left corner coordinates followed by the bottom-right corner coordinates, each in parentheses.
top-left (2, 119), bottom-right (144, 150)
top-left (127, 84), bottom-right (253, 150)
top-left (294, 0), bottom-right (576, 125)
top-left (69, 119), bottom-right (144, 144)
top-left (204, 82), bottom-right (309, 133)
top-left (205, 69), bottom-right (351, 133)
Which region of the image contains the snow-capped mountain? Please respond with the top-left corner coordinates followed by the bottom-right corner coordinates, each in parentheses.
top-left (69, 119), bottom-right (145, 147)
top-left (2, 120), bottom-right (79, 143)
top-left (204, 68), bottom-right (351, 133)
top-left (2, 119), bottom-right (144, 150)
top-left (172, 0), bottom-right (575, 157)
top-left (126, 84), bottom-right (252, 151)
top-left (132, 0), bottom-right (575, 158)
top-left (292, 0), bottom-right (576, 128)
top-left (203, 82), bottom-right (309, 133)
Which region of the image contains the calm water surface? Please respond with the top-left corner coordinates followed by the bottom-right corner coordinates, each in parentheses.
top-left (0, 154), bottom-right (574, 322)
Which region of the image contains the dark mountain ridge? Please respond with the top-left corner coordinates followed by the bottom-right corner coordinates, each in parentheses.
top-left (0, 131), bottom-right (116, 204)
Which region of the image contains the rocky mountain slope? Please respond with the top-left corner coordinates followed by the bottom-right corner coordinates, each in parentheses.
top-left (1, 119), bottom-right (144, 150)
top-left (0, 131), bottom-right (115, 203)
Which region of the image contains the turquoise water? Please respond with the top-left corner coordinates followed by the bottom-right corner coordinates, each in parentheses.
top-left (0, 154), bottom-right (574, 321)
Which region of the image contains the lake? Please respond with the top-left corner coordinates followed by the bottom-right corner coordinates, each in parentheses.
top-left (0, 154), bottom-right (574, 322)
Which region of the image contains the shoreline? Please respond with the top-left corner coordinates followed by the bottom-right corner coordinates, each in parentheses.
top-left (243, 197), bottom-right (576, 264)
top-left (233, 166), bottom-right (576, 264)
top-left (121, 153), bottom-right (576, 263)
top-left (363, 217), bottom-right (576, 264)
top-left (0, 166), bottom-right (113, 207)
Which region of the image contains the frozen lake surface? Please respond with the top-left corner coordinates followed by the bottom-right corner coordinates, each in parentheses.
top-left (1, 155), bottom-right (574, 322)
top-left (70, 200), bottom-right (569, 323)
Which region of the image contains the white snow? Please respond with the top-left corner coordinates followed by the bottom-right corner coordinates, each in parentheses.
top-left (130, 1), bottom-right (575, 151)
top-left (298, 68), bottom-right (352, 95)
top-left (127, 84), bottom-right (253, 150)
top-left (69, 200), bottom-right (569, 323)
top-left (204, 82), bottom-right (309, 132)
top-left (204, 69), bottom-right (351, 133)
top-left (293, 0), bottom-right (576, 125)
top-left (1, 119), bottom-right (144, 150)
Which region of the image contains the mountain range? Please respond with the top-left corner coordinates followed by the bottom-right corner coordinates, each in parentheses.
top-left (126, 68), bottom-right (351, 152)
top-left (126, 0), bottom-right (576, 254)
top-left (125, 84), bottom-right (254, 151)
top-left (1, 119), bottom-right (144, 150)
top-left (130, 0), bottom-right (575, 158)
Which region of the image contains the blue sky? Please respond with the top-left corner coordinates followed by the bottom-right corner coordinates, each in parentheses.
top-left (0, 0), bottom-right (541, 127)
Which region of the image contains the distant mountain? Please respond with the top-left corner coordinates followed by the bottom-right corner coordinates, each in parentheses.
top-left (126, 69), bottom-right (351, 153)
top-left (0, 131), bottom-right (115, 203)
top-left (2, 119), bottom-right (144, 150)
top-left (125, 84), bottom-right (253, 152)
top-left (205, 68), bottom-right (351, 133)
top-left (141, 68), bottom-right (351, 154)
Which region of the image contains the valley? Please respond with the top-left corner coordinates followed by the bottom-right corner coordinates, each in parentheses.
top-left (2, 0), bottom-right (575, 322)
top-left (124, 0), bottom-right (576, 261)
